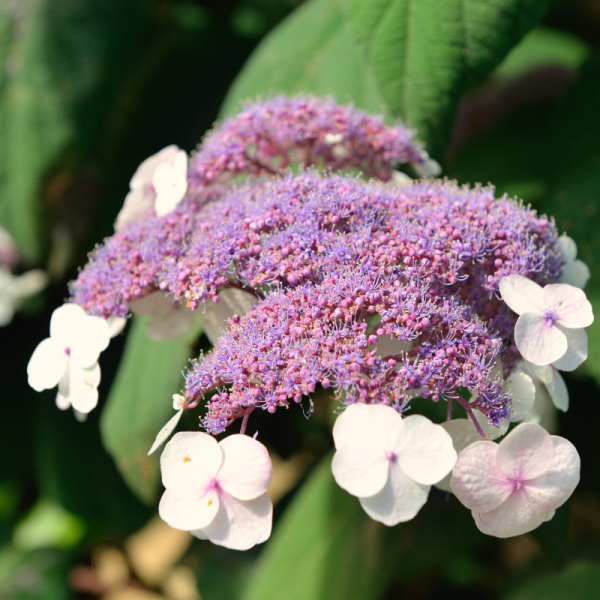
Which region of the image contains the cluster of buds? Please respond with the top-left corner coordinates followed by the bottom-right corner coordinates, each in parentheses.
top-left (27, 95), bottom-right (592, 548)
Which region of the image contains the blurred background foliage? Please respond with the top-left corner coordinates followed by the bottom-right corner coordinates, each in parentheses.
top-left (2, 0), bottom-right (600, 598)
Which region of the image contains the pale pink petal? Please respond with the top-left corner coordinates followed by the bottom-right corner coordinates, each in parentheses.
top-left (504, 370), bottom-right (535, 421)
top-left (394, 415), bottom-right (457, 485)
top-left (521, 436), bottom-right (580, 512)
top-left (450, 441), bottom-right (513, 512)
top-left (560, 259), bottom-right (590, 290)
top-left (557, 235), bottom-right (577, 265)
top-left (474, 409), bottom-right (509, 439)
top-left (160, 432), bottom-right (223, 490)
top-left (217, 435), bottom-right (272, 500)
top-left (543, 284), bottom-right (593, 329)
top-left (552, 326), bottom-right (587, 372)
top-left (359, 462), bottom-right (429, 526)
top-left (499, 275), bottom-right (544, 316)
top-left (515, 313), bottom-right (568, 365)
top-left (199, 491), bottom-right (272, 550)
top-left (331, 439), bottom-right (389, 498)
top-left (27, 338), bottom-right (68, 391)
top-left (496, 423), bottom-right (554, 480)
top-left (332, 403), bottom-right (402, 450)
top-left (159, 486), bottom-right (219, 531)
top-left (437, 419), bottom-right (482, 492)
top-left (472, 491), bottom-right (547, 538)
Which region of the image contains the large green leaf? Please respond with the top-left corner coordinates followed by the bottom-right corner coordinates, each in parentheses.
top-left (537, 55), bottom-right (600, 383)
top-left (100, 316), bottom-right (199, 504)
top-left (504, 562), bottom-right (600, 600)
top-left (242, 453), bottom-right (395, 600)
top-left (222, 0), bottom-right (549, 156)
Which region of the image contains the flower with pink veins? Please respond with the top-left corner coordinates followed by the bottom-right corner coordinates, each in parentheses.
top-left (331, 403), bottom-right (456, 526)
top-left (158, 432), bottom-right (273, 551)
top-left (451, 422), bottom-right (580, 538)
top-left (499, 274), bottom-right (593, 367)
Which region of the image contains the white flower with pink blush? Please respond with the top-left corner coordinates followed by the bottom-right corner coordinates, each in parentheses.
top-left (451, 422), bottom-right (580, 538)
top-left (115, 145), bottom-right (188, 229)
top-left (158, 432), bottom-right (273, 551)
top-left (27, 304), bottom-right (109, 414)
top-left (499, 274), bottom-right (593, 367)
top-left (331, 403), bottom-right (456, 526)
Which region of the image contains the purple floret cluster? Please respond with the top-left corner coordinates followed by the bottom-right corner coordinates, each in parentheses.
top-left (68, 95), bottom-right (565, 435)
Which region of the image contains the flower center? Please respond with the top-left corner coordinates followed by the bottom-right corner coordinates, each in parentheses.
top-left (64, 347), bottom-right (71, 356)
top-left (543, 309), bottom-right (559, 327)
top-left (511, 479), bottom-right (523, 491)
top-left (386, 450), bottom-right (397, 464)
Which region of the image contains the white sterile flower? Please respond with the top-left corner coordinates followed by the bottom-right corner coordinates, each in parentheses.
top-left (557, 235), bottom-right (590, 290)
top-left (0, 267), bottom-right (48, 326)
top-left (499, 274), bottom-right (593, 367)
top-left (115, 145), bottom-right (188, 229)
top-left (324, 133), bottom-right (343, 145)
top-left (202, 288), bottom-right (257, 346)
top-left (148, 394), bottom-right (186, 455)
top-left (391, 171), bottom-right (412, 187)
top-left (519, 360), bottom-right (568, 412)
top-left (413, 152), bottom-right (442, 178)
top-left (159, 432), bottom-right (273, 551)
top-left (107, 315), bottom-right (127, 338)
top-left (27, 304), bottom-right (109, 414)
top-left (331, 403), bottom-right (456, 526)
top-left (451, 423), bottom-right (580, 538)
top-left (130, 292), bottom-right (195, 341)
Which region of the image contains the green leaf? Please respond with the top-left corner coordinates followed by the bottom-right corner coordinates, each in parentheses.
top-left (242, 453), bottom-right (394, 600)
top-left (222, 0), bottom-right (550, 156)
top-left (504, 562), bottom-right (600, 600)
top-left (100, 316), bottom-right (199, 504)
top-left (536, 55), bottom-right (600, 384)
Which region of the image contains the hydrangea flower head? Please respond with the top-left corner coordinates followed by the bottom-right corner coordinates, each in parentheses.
top-left (450, 422), bottom-right (580, 537)
top-left (499, 274), bottom-right (593, 367)
top-left (331, 403), bottom-right (456, 525)
top-left (158, 432), bottom-right (273, 550)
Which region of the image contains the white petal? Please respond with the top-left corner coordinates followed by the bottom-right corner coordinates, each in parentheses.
top-left (130, 145), bottom-right (180, 189)
top-left (413, 158), bottom-right (441, 178)
top-left (10, 270), bottom-right (47, 299)
top-left (450, 441), bottom-right (513, 512)
top-left (472, 491), bottom-right (546, 538)
top-left (560, 259), bottom-right (590, 290)
top-left (147, 410), bottom-right (183, 455)
top-left (496, 423), bottom-right (554, 481)
top-left (0, 277), bottom-right (16, 326)
top-left (543, 283), bottom-right (593, 329)
top-left (217, 435), bottom-right (272, 501)
top-left (153, 151), bottom-right (188, 217)
top-left (55, 391), bottom-right (71, 410)
top-left (115, 189), bottom-right (154, 230)
top-left (515, 313), bottom-right (568, 365)
top-left (522, 436), bottom-right (580, 512)
top-left (198, 491), bottom-right (272, 550)
top-left (145, 307), bottom-right (195, 341)
top-left (27, 338), bottom-right (68, 391)
top-left (359, 462), bottom-right (429, 526)
top-left (107, 316), bottom-right (127, 338)
top-left (391, 171), bottom-right (411, 187)
top-left (160, 431), bottom-right (222, 491)
top-left (499, 275), bottom-right (544, 316)
top-left (50, 304), bottom-right (88, 346)
top-left (557, 235), bottom-right (577, 264)
top-left (331, 439), bottom-right (390, 498)
top-left (526, 363), bottom-right (569, 412)
top-left (68, 314), bottom-right (110, 368)
top-left (394, 415), bottom-right (457, 485)
top-left (173, 394), bottom-right (184, 410)
top-left (332, 403), bottom-right (401, 450)
top-left (504, 371), bottom-right (535, 421)
top-left (552, 326), bottom-right (587, 371)
top-left (521, 378), bottom-right (560, 432)
top-left (63, 364), bottom-right (100, 414)
top-left (159, 486), bottom-right (220, 531)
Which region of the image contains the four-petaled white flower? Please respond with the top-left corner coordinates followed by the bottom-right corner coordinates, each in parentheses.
top-left (451, 422), bottom-right (580, 538)
top-left (331, 403), bottom-right (457, 525)
top-left (499, 274), bottom-right (593, 367)
top-left (557, 235), bottom-right (590, 290)
top-left (159, 432), bottom-right (273, 551)
top-left (115, 145), bottom-right (188, 229)
top-left (0, 267), bottom-right (47, 327)
top-left (27, 304), bottom-right (109, 414)
top-left (130, 292), bottom-right (195, 341)
top-left (148, 394), bottom-right (186, 455)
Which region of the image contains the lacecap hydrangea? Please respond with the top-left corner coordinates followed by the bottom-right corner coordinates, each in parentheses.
top-left (28, 94), bottom-right (591, 548)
